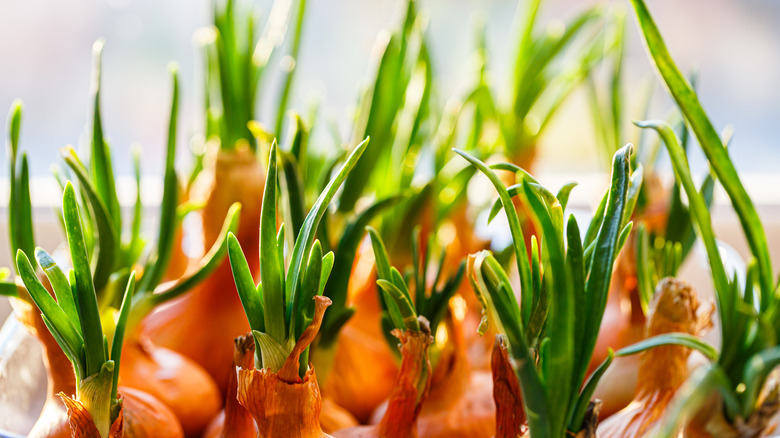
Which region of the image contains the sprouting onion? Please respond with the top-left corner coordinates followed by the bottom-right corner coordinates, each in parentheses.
top-left (461, 144), bottom-right (639, 437)
top-left (469, 0), bottom-right (609, 167)
top-left (53, 44), bottom-right (239, 436)
top-left (141, 0), bottom-right (307, 391)
top-left (225, 138), bottom-right (367, 437)
top-left (332, 236), bottom-right (434, 438)
top-left (368, 226), bottom-right (464, 354)
top-left (626, 1), bottom-right (780, 434)
top-left (16, 182), bottom-right (134, 437)
top-left (367, 226), bottom-right (498, 438)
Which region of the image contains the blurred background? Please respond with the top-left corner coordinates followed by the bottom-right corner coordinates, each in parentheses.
top-left (2, 0), bottom-right (780, 176)
top-left (1, 0), bottom-right (779, 319)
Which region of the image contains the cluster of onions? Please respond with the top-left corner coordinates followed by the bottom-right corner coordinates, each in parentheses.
top-left (6, 0), bottom-right (780, 436)
top-left (4, 46), bottom-right (243, 436)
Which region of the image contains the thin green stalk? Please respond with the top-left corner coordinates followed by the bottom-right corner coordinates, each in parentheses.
top-left (630, 0), bottom-right (773, 302)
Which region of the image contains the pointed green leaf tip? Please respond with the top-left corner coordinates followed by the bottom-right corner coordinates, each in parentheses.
top-left (8, 99), bottom-right (22, 158)
top-left (228, 231), bottom-right (265, 336)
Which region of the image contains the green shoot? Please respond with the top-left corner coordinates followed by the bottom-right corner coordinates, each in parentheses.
top-left (316, 195), bottom-right (401, 349)
top-left (476, 0), bottom-right (609, 161)
top-left (89, 40), bottom-right (122, 238)
top-left (339, 0), bottom-right (425, 213)
top-left (6, 100), bottom-right (37, 274)
top-left (228, 138), bottom-right (368, 376)
top-left (368, 226), bottom-right (464, 353)
top-left (631, 0), bottom-right (773, 301)
top-left (461, 144), bottom-right (638, 438)
top-left (205, 0), bottom-right (306, 150)
top-left (57, 54), bottom-right (240, 335)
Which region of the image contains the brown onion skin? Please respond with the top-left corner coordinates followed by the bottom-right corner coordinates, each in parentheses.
top-left (203, 335), bottom-right (257, 438)
top-left (369, 315), bottom-right (495, 438)
top-left (597, 278), bottom-right (710, 438)
top-left (236, 296), bottom-right (333, 438)
top-left (143, 147), bottom-right (263, 394)
top-left (324, 240), bottom-right (399, 423)
top-left (492, 335), bottom-right (525, 438)
top-left (59, 387), bottom-right (183, 438)
top-left (238, 367), bottom-right (330, 438)
top-left (333, 327), bottom-right (433, 438)
top-left (118, 387), bottom-right (185, 438)
top-left (319, 396), bottom-right (359, 434)
top-left (119, 334), bottom-right (221, 437)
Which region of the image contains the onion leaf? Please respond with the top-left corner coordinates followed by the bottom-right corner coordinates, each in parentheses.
top-left (63, 182), bottom-right (106, 377)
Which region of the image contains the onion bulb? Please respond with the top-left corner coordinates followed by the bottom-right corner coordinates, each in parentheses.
top-left (334, 324), bottom-right (433, 438)
top-left (203, 335), bottom-right (257, 438)
top-left (598, 277), bottom-right (712, 437)
top-left (236, 296), bottom-right (332, 438)
top-left (143, 147), bottom-right (262, 393)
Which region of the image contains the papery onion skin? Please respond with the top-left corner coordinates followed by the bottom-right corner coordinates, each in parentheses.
top-left (369, 315), bottom-right (495, 438)
top-left (598, 277), bottom-right (709, 438)
top-left (237, 367), bottom-right (330, 438)
top-left (324, 241), bottom-right (399, 422)
top-left (333, 327), bottom-right (433, 438)
top-left (236, 296), bottom-right (333, 438)
top-left (319, 396), bottom-right (359, 434)
top-left (203, 335), bottom-right (257, 438)
top-left (492, 335), bottom-right (524, 438)
top-left (59, 387), bottom-right (183, 438)
top-left (119, 334), bottom-right (221, 437)
top-left (143, 147), bottom-right (262, 394)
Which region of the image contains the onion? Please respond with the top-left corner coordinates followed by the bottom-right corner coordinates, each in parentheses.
top-left (203, 335), bottom-right (257, 438)
top-left (119, 334), bottom-right (221, 437)
top-left (59, 386), bottom-right (183, 438)
top-left (11, 296), bottom-right (74, 438)
top-left (323, 242), bottom-right (398, 422)
top-left (236, 296), bottom-right (332, 438)
top-left (333, 325), bottom-right (433, 438)
top-left (143, 147), bottom-right (262, 393)
top-left (598, 277), bottom-right (712, 437)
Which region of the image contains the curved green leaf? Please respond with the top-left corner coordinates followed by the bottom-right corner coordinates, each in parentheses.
top-left (630, 0), bottom-right (773, 301)
top-left (616, 333), bottom-right (717, 361)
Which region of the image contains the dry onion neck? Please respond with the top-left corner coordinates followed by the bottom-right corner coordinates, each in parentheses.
top-left (367, 225), bottom-right (464, 364)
